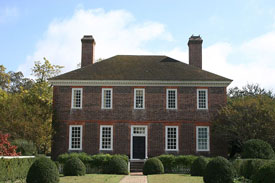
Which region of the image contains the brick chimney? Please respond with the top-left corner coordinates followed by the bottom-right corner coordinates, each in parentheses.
top-left (188, 35), bottom-right (203, 69)
top-left (81, 35), bottom-right (96, 67)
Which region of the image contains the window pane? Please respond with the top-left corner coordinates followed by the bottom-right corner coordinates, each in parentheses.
top-left (198, 90), bottom-right (207, 109)
top-left (71, 126), bottom-right (81, 149)
top-left (167, 90), bottom-right (176, 109)
top-left (101, 126), bottom-right (112, 150)
top-left (73, 89), bottom-right (82, 108)
top-left (166, 127), bottom-right (177, 150)
top-left (135, 89), bottom-right (144, 108)
top-left (103, 89), bottom-right (112, 108)
top-left (197, 127), bottom-right (209, 150)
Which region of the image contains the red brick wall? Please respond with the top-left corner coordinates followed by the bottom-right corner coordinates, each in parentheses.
top-left (51, 86), bottom-right (227, 159)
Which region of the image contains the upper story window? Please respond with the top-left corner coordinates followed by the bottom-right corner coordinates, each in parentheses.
top-left (102, 88), bottom-right (113, 109)
top-left (196, 126), bottom-right (210, 151)
top-left (165, 126), bottom-right (178, 151)
top-left (69, 125), bottom-right (82, 150)
top-left (100, 125), bottom-right (113, 150)
top-left (134, 88), bottom-right (145, 109)
top-left (71, 88), bottom-right (82, 109)
top-left (197, 89), bottom-right (208, 109)
top-left (166, 89), bottom-right (177, 109)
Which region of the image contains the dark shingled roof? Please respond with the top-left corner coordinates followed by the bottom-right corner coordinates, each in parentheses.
top-left (49, 55), bottom-right (232, 81)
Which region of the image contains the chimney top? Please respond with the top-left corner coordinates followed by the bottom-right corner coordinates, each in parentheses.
top-left (188, 35), bottom-right (203, 45)
top-left (81, 35), bottom-right (95, 43)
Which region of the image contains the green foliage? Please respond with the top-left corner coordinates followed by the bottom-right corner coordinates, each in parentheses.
top-left (63, 157), bottom-right (86, 176)
top-left (58, 152), bottom-right (91, 164)
top-left (0, 157), bottom-right (36, 182)
top-left (204, 156), bottom-right (235, 183)
top-left (157, 154), bottom-right (175, 173)
top-left (212, 92), bottom-right (275, 157)
top-left (105, 156), bottom-right (128, 174)
top-left (241, 139), bottom-right (274, 159)
top-left (240, 159), bottom-right (268, 179)
top-left (13, 139), bottom-right (37, 155)
top-left (252, 161), bottom-right (275, 183)
top-left (26, 157), bottom-right (59, 183)
top-left (174, 155), bottom-right (198, 173)
top-left (231, 159), bottom-right (243, 177)
top-left (143, 158), bottom-right (164, 175)
top-left (190, 156), bottom-right (208, 176)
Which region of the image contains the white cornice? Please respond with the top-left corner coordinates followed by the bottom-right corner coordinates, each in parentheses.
top-left (49, 80), bottom-right (232, 87)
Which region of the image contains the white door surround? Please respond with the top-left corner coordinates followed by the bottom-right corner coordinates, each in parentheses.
top-left (130, 125), bottom-right (148, 160)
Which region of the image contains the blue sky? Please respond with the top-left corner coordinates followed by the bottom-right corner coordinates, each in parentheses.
top-left (1, 0), bottom-right (275, 89)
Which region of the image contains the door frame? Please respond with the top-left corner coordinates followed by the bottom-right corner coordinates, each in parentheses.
top-left (130, 125), bottom-right (148, 160)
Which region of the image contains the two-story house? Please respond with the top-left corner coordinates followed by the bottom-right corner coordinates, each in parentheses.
top-left (49, 35), bottom-right (232, 163)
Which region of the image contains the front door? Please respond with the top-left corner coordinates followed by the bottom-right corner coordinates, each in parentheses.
top-left (131, 126), bottom-right (147, 160)
top-left (133, 136), bottom-right (145, 159)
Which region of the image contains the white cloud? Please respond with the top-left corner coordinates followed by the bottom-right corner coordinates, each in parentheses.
top-left (18, 8), bottom-right (173, 76)
top-left (19, 8), bottom-right (275, 90)
top-left (0, 7), bottom-right (18, 23)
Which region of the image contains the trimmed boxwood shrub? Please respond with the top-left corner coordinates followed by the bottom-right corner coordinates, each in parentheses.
top-left (240, 159), bottom-right (268, 179)
top-left (58, 152), bottom-right (91, 165)
top-left (174, 155), bottom-right (198, 173)
top-left (190, 156), bottom-right (208, 176)
top-left (63, 157), bottom-right (86, 176)
top-left (0, 158), bottom-right (36, 182)
top-left (203, 156), bottom-right (235, 183)
top-left (241, 139), bottom-right (275, 159)
top-left (26, 157), bottom-right (59, 183)
top-left (157, 154), bottom-right (175, 173)
top-left (252, 161), bottom-right (275, 183)
top-left (143, 158), bottom-right (164, 175)
top-left (105, 156), bottom-right (128, 174)
top-left (231, 159), bottom-right (243, 177)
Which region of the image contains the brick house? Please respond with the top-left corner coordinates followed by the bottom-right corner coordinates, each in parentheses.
top-left (49, 35), bottom-right (232, 162)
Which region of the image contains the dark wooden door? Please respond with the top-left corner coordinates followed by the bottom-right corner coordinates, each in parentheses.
top-left (133, 136), bottom-right (145, 159)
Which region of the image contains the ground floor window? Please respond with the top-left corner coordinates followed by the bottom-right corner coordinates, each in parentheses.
top-left (69, 125), bottom-right (82, 150)
top-left (165, 126), bottom-right (178, 151)
top-left (100, 125), bottom-right (113, 150)
top-left (196, 126), bottom-right (209, 151)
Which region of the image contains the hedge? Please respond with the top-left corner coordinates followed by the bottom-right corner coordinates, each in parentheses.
top-left (241, 139), bottom-right (275, 159)
top-left (0, 157), bottom-right (36, 182)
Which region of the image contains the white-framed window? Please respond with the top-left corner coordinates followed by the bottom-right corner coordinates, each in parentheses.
top-left (166, 89), bottom-right (177, 109)
top-left (102, 88), bottom-right (113, 109)
top-left (71, 88), bottom-right (83, 109)
top-left (165, 126), bottom-right (178, 151)
top-left (197, 89), bottom-right (208, 109)
top-left (196, 126), bottom-right (210, 151)
top-left (134, 88), bottom-right (145, 109)
top-left (69, 125), bottom-right (83, 150)
top-left (100, 125), bottom-right (113, 150)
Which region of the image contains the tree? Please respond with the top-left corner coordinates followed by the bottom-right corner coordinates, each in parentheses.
top-left (0, 133), bottom-right (21, 156)
top-left (32, 57), bottom-right (63, 83)
top-left (0, 65), bottom-right (10, 90)
top-left (212, 89), bottom-right (275, 158)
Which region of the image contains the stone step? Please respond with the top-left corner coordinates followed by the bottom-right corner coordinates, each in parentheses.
top-left (130, 161), bottom-right (145, 172)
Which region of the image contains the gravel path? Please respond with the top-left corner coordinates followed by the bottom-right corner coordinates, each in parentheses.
top-left (119, 173), bottom-right (147, 183)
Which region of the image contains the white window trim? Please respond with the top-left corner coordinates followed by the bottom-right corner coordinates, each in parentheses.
top-left (197, 89), bottom-right (208, 110)
top-left (71, 88), bottom-right (83, 109)
top-left (101, 88), bottom-right (113, 109)
top-left (165, 126), bottom-right (179, 151)
top-left (134, 88), bottom-right (145, 109)
top-left (166, 89), bottom-right (178, 109)
top-left (99, 125), bottom-right (113, 151)
top-left (196, 126), bottom-right (210, 152)
top-left (69, 125), bottom-right (83, 150)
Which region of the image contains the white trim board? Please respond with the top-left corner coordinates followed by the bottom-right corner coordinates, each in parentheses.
top-left (49, 80), bottom-right (231, 87)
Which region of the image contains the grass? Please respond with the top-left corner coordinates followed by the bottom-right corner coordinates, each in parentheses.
top-left (59, 174), bottom-right (125, 183)
top-left (148, 174), bottom-right (203, 183)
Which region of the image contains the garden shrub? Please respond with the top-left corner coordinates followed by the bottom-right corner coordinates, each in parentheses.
top-left (203, 156), bottom-right (235, 183)
top-left (143, 158), bottom-right (164, 175)
top-left (105, 156), bottom-right (128, 174)
top-left (89, 153), bottom-right (112, 173)
top-left (63, 157), bottom-right (86, 176)
top-left (58, 152), bottom-right (91, 164)
top-left (0, 157), bottom-right (36, 182)
top-left (26, 157), bottom-right (59, 183)
top-left (112, 154), bottom-right (129, 164)
top-left (157, 154), bottom-right (175, 173)
top-left (231, 159), bottom-right (243, 177)
top-left (252, 161), bottom-right (275, 183)
top-left (13, 139), bottom-right (37, 156)
top-left (174, 155), bottom-right (198, 173)
top-left (241, 139), bottom-right (275, 159)
top-left (240, 159), bottom-right (268, 179)
top-left (190, 156), bottom-right (208, 176)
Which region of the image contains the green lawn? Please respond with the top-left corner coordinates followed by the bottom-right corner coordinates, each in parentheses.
top-left (59, 174), bottom-right (125, 183)
top-left (148, 174), bottom-right (203, 183)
